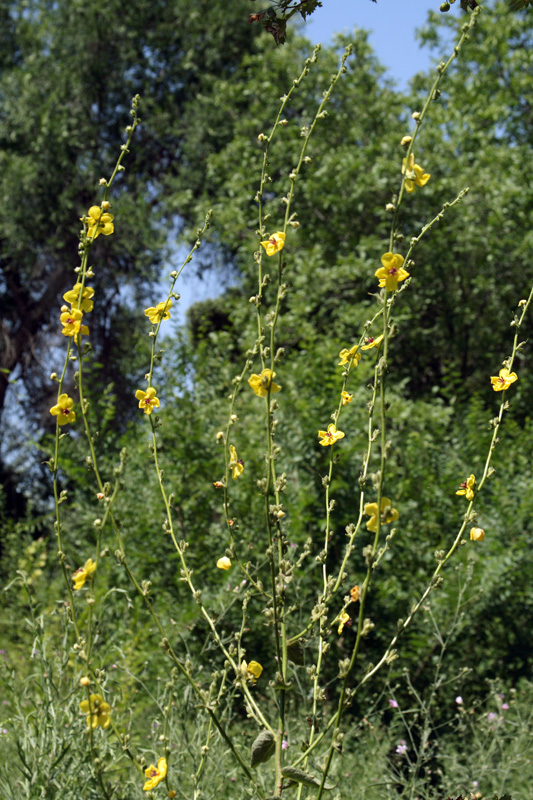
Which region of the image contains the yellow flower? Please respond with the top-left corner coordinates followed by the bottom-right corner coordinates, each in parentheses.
top-left (361, 334), bottom-right (384, 350)
top-left (143, 757), bottom-right (167, 792)
top-left (135, 387), bottom-right (160, 415)
top-left (241, 660), bottom-right (263, 682)
top-left (63, 283), bottom-right (95, 313)
top-left (229, 444), bottom-right (244, 479)
top-left (341, 391), bottom-right (353, 405)
top-left (50, 393), bottom-right (76, 426)
top-left (318, 424), bottom-right (345, 446)
top-left (72, 558), bottom-right (96, 590)
top-left (490, 368), bottom-right (518, 392)
top-left (402, 153), bottom-right (431, 192)
top-left (217, 556), bottom-right (232, 570)
top-left (248, 369), bottom-right (281, 397)
top-left (337, 610), bottom-right (350, 635)
top-left (85, 205), bottom-right (114, 238)
top-left (60, 306), bottom-right (89, 339)
top-left (375, 253), bottom-right (409, 292)
top-left (364, 498), bottom-right (399, 532)
top-left (470, 527), bottom-right (485, 542)
top-left (456, 474), bottom-right (476, 501)
top-left (79, 693), bottom-right (111, 729)
top-left (260, 231), bottom-right (286, 256)
top-left (338, 345), bottom-right (361, 367)
top-left (144, 300), bottom-right (173, 324)
top-left (400, 135), bottom-right (413, 147)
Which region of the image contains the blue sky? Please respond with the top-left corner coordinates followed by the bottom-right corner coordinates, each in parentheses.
top-left (302, 0), bottom-right (450, 89)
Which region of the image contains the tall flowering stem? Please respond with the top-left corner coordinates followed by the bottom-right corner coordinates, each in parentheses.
top-left (248, 45), bottom-right (353, 797)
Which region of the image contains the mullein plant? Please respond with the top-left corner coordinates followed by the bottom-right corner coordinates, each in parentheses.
top-left (46, 6), bottom-right (533, 799)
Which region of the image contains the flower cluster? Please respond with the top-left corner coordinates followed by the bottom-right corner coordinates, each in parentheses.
top-left (60, 282), bottom-right (95, 341)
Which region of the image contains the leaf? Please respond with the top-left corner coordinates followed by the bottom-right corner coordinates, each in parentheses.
top-left (250, 730), bottom-right (275, 767)
top-left (287, 641), bottom-right (304, 665)
top-left (281, 767), bottom-right (335, 790)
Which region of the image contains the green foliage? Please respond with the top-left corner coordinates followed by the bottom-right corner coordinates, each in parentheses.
top-left (2, 2), bottom-right (533, 799)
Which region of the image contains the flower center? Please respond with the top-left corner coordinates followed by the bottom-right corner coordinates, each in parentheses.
top-left (389, 267), bottom-right (398, 275)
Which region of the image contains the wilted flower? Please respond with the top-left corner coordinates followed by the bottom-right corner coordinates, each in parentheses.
top-left (361, 334), bottom-right (384, 350)
top-left (241, 660), bottom-right (263, 682)
top-left (79, 693), bottom-right (111, 729)
top-left (470, 527), bottom-right (485, 542)
top-left (364, 498), bottom-right (399, 532)
top-left (248, 369), bottom-right (281, 397)
top-left (456, 474), bottom-right (476, 501)
top-left (490, 368), bottom-right (517, 392)
top-left (144, 300), bottom-right (173, 324)
top-left (135, 387), bottom-right (160, 415)
top-left (229, 445), bottom-right (244, 479)
top-left (375, 253), bottom-right (409, 291)
top-left (260, 231), bottom-right (285, 256)
top-left (50, 393), bottom-right (76, 426)
top-left (217, 557), bottom-right (232, 570)
top-left (350, 585), bottom-right (360, 602)
top-left (318, 424), bottom-right (345, 447)
top-left (143, 757), bottom-right (167, 792)
top-left (402, 153), bottom-right (430, 192)
top-left (72, 558), bottom-right (96, 590)
top-left (337, 610), bottom-right (350, 635)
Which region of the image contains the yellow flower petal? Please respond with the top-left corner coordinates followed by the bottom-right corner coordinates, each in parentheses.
top-left (260, 231), bottom-right (286, 256)
top-left (248, 369), bottom-right (281, 397)
top-left (217, 556), bottom-right (232, 570)
top-left (318, 424), bottom-right (345, 446)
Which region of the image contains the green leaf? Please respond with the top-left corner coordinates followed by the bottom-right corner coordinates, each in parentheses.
top-left (281, 767), bottom-right (334, 790)
top-left (287, 641), bottom-right (305, 665)
top-left (250, 730), bottom-right (275, 767)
